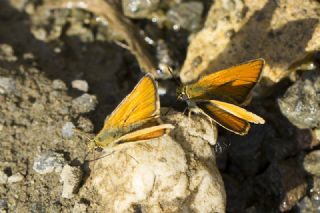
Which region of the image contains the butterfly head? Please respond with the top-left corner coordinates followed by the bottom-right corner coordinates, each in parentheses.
top-left (176, 86), bottom-right (189, 101)
top-left (92, 130), bottom-right (120, 149)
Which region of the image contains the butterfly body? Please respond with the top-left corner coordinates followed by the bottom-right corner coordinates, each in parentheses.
top-left (177, 59), bottom-right (265, 135)
top-left (90, 74), bottom-right (173, 149)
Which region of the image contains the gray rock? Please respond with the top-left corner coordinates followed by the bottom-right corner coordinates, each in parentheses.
top-left (61, 122), bottom-right (75, 139)
top-left (167, 2), bottom-right (204, 32)
top-left (60, 165), bottom-right (83, 199)
top-left (7, 173), bottom-right (24, 184)
top-left (278, 70), bottom-right (320, 129)
top-left (0, 77), bottom-right (16, 94)
top-left (0, 199), bottom-right (7, 210)
top-left (71, 80), bottom-right (89, 92)
top-left (52, 79), bottom-right (67, 91)
top-left (33, 152), bottom-right (65, 174)
top-left (0, 171), bottom-right (8, 184)
top-left (72, 93), bottom-right (97, 114)
top-left (296, 196), bottom-right (315, 213)
top-left (122, 0), bottom-right (160, 18)
top-left (303, 150), bottom-right (320, 176)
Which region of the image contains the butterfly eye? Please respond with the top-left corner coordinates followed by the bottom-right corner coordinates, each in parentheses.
top-left (115, 140), bottom-right (124, 145)
top-left (95, 147), bottom-right (103, 152)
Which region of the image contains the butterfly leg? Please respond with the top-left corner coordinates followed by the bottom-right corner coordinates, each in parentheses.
top-left (188, 106), bottom-right (217, 131)
top-left (187, 106), bottom-right (205, 117)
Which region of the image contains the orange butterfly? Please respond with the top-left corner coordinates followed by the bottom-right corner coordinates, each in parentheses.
top-left (177, 59), bottom-right (265, 135)
top-left (89, 74), bottom-right (174, 149)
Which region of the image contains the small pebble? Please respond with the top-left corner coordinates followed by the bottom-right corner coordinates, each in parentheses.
top-left (304, 150), bottom-right (320, 176)
top-left (22, 52), bottom-right (35, 60)
top-left (0, 77), bottom-right (16, 94)
top-left (71, 80), bottom-right (89, 92)
top-left (72, 93), bottom-right (97, 114)
top-left (0, 199), bottom-right (7, 210)
top-left (0, 171), bottom-right (8, 184)
top-left (122, 0), bottom-right (160, 18)
top-left (31, 27), bottom-right (47, 41)
top-left (72, 202), bottom-right (87, 213)
top-left (278, 70), bottom-right (320, 129)
top-left (60, 165), bottom-right (83, 199)
top-left (52, 79), bottom-right (67, 91)
top-left (7, 173), bottom-right (24, 184)
top-left (167, 2), bottom-right (204, 32)
top-left (33, 152), bottom-right (65, 174)
top-left (0, 44), bottom-right (17, 61)
top-left (61, 122), bottom-right (75, 139)
top-left (313, 128), bottom-right (320, 141)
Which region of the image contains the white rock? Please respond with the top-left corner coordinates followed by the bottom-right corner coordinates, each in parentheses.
top-left (0, 171), bottom-right (8, 184)
top-left (72, 93), bottom-right (97, 114)
top-left (0, 77), bottom-right (16, 94)
top-left (81, 111), bottom-right (225, 212)
top-left (61, 122), bottom-right (75, 139)
top-left (33, 152), bottom-right (65, 174)
top-left (8, 173), bottom-right (24, 184)
top-left (71, 80), bottom-right (89, 92)
top-left (60, 165), bottom-right (83, 199)
top-left (72, 202), bottom-right (87, 213)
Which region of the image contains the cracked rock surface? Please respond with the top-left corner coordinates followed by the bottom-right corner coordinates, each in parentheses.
top-left (81, 111), bottom-right (225, 213)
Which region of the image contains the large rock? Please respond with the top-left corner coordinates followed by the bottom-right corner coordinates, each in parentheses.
top-left (278, 70), bottom-right (320, 129)
top-left (180, 0), bottom-right (320, 89)
top-left (81, 111), bottom-right (225, 212)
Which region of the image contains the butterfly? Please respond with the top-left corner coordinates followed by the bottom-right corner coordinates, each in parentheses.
top-left (177, 59), bottom-right (265, 135)
top-left (89, 74), bottom-right (174, 149)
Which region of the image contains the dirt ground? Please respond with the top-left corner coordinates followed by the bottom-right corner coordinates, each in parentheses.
top-left (0, 0), bottom-right (320, 212)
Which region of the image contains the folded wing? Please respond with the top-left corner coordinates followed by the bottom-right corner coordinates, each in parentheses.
top-left (187, 59), bottom-right (264, 104)
top-left (197, 100), bottom-right (264, 135)
top-left (103, 74), bottom-right (160, 131)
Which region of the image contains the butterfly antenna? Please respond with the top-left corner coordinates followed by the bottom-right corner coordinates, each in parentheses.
top-left (167, 66), bottom-right (182, 87)
top-left (158, 64), bottom-right (182, 86)
top-left (86, 150), bottom-right (115, 162)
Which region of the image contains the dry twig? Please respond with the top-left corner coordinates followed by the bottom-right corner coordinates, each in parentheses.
top-left (41, 0), bottom-right (167, 78)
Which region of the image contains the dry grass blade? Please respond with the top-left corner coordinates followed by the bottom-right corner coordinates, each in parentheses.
top-left (41, 0), bottom-right (164, 78)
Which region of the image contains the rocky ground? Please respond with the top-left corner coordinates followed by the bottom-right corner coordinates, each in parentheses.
top-left (0, 0), bottom-right (320, 212)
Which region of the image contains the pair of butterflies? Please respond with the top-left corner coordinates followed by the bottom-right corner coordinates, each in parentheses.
top-left (91, 59), bottom-right (265, 149)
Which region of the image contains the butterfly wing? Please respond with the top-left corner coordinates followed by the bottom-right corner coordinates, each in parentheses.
top-left (94, 74), bottom-right (174, 148)
top-left (103, 74), bottom-right (160, 131)
top-left (116, 124), bottom-right (174, 144)
top-left (197, 100), bottom-right (264, 135)
top-left (186, 59), bottom-right (264, 104)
